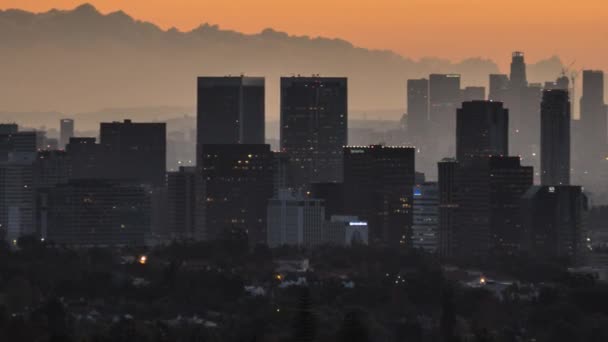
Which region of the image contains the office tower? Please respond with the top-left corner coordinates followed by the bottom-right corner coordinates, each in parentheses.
top-left (100, 120), bottom-right (166, 186)
top-left (272, 151), bottom-right (290, 195)
top-left (0, 130), bottom-right (39, 160)
top-left (541, 90), bottom-right (571, 185)
top-left (438, 158), bottom-right (458, 258)
top-left (65, 137), bottom-right (112, 179)
top-left (412, 182), bottom-right (439, 252)
top-left (343, 145), bottom-right (415, 246)
top-left (462, 86), bottom-right (485, 101)
top-left (40, 180), bottom-right (151, 246)
top-left (451, 157), bottom-right (533, 258)
top-left (579, 70), bottom-right (607, 153)
top-left (510, 51), bottom-right (527, 89)
top-left (280, 76), bottom-right (347, 188)
top-left (167, 166), bottom-right (200, 240)
top-left (0, 124), bottom-right (18, 135)
top-left (522, 185), bottom-right (588, 264)
top-left (456, 101), bottom-right (509, 161)
top-left (33, 150), bottom-right (71, 188)
top-left (429, 74), bottom-right (461, 155)
top-left (266, 189), bottom-right (325, 247)
top-left (309, 182), bottom-right (345, 219)
top-left (59, 119), bottom-right (74, 149)
top-left (407, 78), bottom-right (429, 137)
top-left (0, 153), bottom-right (36, 242)
top-left (200, 144), bottom-right (274, 244)
top-left (196, 76), bottom-right (265, 165)
top-left (323, 216), bottom-right (369, 246)
top-left (489, 74), bottom-right (510, 102)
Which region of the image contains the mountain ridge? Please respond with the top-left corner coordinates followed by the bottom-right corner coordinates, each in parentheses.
top-left (0, 3), bottom-right (564, 119)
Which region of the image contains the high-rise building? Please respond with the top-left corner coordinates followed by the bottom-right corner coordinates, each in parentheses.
top-left (200, 144), bottom-right (274, 244)
top-left (343, 145), bottom-right (415, 246)
top-left (521, 185), bottom-right (588, 264)
top-left (167, 166), bottom-right (200, 240)
top-left (488, 74), bottom-right (510, 102)
top-left (510, 51), bottom-right (527, 89)
top-left (407, 78), bottom-right (429, 137)
top-left (412, 182), bottom-right (439, 252)
top-left (33, 151), bottom-right (71, 189)
top-left (0, 153), bottom-right (36, 242)
top-left (59, 119), bottom-right (74, 149)
top-left (100, 120), bottom-right (166, 186)
top-left (438, 158), bottom-right (458, 258)
top-left (456, 101), bottom-right (509, 161)
top-left (280, 76), bottom-right (347, 188)
top-left (462, 86), bottom-right (485, 101)
top-left (541, 89), bottom-right (571, 185)
top-left (65, 137), bottom-right (112, 179)
top-left (196, 76), bottom-right (265, 165)
top-left (429, 74), bottom-right (461, 156)
top-left (272, 151), bottom-right (290, 195)
top-left (440, 156), bottom-right (533, 259)
top-left (578, 70), bottom-right (607, 169)
top-left (0, 130), bottom-right (39, 160)
top-left (40, 180), bottom-right (151, 246)
top-left (266, 189), bottom-right (325, 247)
top-left (0, 124), bottom-right (18, 135)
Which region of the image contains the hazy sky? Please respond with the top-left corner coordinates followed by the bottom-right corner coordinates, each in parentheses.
top-left (2, 0), bottom-right (607, 71)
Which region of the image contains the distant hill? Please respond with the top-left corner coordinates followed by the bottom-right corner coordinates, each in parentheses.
top-left (0, 3), bottom-right (564, 124)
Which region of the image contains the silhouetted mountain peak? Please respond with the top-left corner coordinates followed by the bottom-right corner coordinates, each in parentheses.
top-left (0, 3), bottom-right (564, 117)
top-left (73, 3), bottom-right (99, 15)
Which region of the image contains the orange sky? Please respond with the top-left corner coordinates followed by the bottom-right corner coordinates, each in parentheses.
top-left (2, 0), bottom-right (608, 71)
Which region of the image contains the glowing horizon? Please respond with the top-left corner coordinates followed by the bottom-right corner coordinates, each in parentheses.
top-left (2, 0), bottom-right (607, 72)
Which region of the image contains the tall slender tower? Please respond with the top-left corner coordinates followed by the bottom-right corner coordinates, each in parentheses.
top-left (540, 89), bottom-right (570, 185)
top-left (509, 51), bottom-right (527, 89)
top-left (59, 119), bottom-right (74, 149)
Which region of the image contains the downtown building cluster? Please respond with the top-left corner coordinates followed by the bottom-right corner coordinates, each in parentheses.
top-left (1, 52), bottom-right (605, 264)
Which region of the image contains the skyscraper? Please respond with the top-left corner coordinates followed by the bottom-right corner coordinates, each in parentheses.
top-left (580, 70), bottom-right (606, 145)
top-left (509, 51), bottom-right (527, 89)
top-left (100, 120), bottom-right (166, 186)
top-left (0, 152), bottom-right (36, 242)
top-left (412, 182), bottom-right (439, 252)
top-left (200, 144), bottom-right (274, 244)
top-left (462, 86), bottom-right (485, 102)
top-left (343, 145), bottom-right (415, 246)
top-left (407, 78), bottom-right (429, 137)
top-left (280, 76), bottom-right (347, 188)
top-left (59, 119), bottom-right (74, 149)
top-left (456, 101), bottom-right (509, 161)
top-left (429, 74), bottom-right (461, 155)
top-left (438, 158), bottom-right (458, 258)
top-left (196, 76), bottom-right (265, 165)
top-left (488, 74), bottom-right (509, 102)
top-left (445, 156), bottom-right (533, 259)
top-left (521, 185), bottom-right (588, 264)
top-left (167, 166), bottom-right (200, 240)
top-left (541, 89), bottom-right (571, 185)
top-left (575, 70), bottom-right (606, 184)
